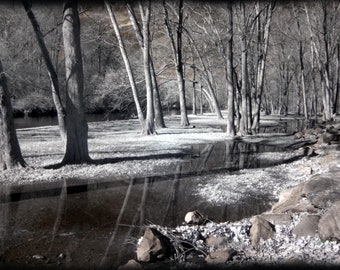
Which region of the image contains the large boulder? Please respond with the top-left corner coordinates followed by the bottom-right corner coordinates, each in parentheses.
top-left (301, 172), bottom-right (340, 209)
top-left (272, 171), bottom-right (340, 213)
top-left (249, 216), bottom-right (275, 248)
top-left (318, 201), bottom-right (340, 242)
top-left (271, 185), bottom-right (318, 214)
top-left (260, 213), bottom-right (292, 225)
top-left (318, 132), bottom-right (335, 144)
top-left (292, 215), bottom-right (320, 238)
top-left (136, 228), bottom-right (173, 262)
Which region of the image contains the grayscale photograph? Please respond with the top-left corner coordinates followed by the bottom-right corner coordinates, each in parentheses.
top-left (0, 0), bottom-right (339, 269)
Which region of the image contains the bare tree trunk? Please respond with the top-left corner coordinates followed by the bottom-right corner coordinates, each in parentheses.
top-left (300, 54), bottom-right (308, 119)
top-left (226, 1), bottom-right (235, 136)
top-left (192, 59), bottom-right (197, 115)
top-left (200, 84), bottom-right (203, 114)
top-left (127, 2), bottom-right (164, 131)
top-left (105, 0), bottom-right (145, 129)
top-left (251, 1), bottom-right (274, 131)
top-left (310, 37), bottom-right (318, 121)
top-left (22, 0), bottom-right (66, 142)
top-left (163, 0), bottom-right (189, 126)
top-left (335, 43), bottom-right (340, 115)
top-left (139, 1), bottom-right (156, 135)
top-left (0, 59), bottom-right (26, 170)
top-left (187, 32), bottom-right (223, 119)
top-left (292, 2), bottom-right (308, 120)
top-left (239, 2), bottom-right (248, 135)
top-left (150, 58), bottom-right (166, 128)
top-left (304, 3), bottom-right (333, 122)
top-left (61, 0), bottom-right (91, 164)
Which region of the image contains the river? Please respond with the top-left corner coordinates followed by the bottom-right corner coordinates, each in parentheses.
top-left (1, 115), bottom-right (310, 268)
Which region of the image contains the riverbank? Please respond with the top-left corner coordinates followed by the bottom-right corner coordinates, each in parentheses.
top-left (2, 113), bottom-right (311, 186)
top-left (126, 122), bottom-right (340, 269)
top-left (0, 114), bottom-right (339, 269)
top-left (131, 148), bottom-right (339, 269)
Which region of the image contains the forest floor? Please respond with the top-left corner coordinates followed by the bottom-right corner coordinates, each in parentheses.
top-left (0, 113), bottom-right (339, 269)
top-left (0, 113), bottom-right (319, 185)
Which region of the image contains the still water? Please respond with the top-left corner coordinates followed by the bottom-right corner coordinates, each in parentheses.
top-left (13, 113), bottom-right (122, 129)
top-left (0, 135), bottom-right (305, 268)
top-left (14, 113), bottom-right (309, 134)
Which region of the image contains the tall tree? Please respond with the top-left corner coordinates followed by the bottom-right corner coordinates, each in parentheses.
top-left (335, 44), bottom-right (340, 115)
top-left (0, 59), bottom-right (26, 170)
top-left (139, 0), bottom-right (156, 134)
top-left (150, 56), bottom-right (166, 129)
top-left (304, 1), bottom-right (337, 122)
top-left (104, 0), bottom-right (145, 129)
top-left (292, 2), bottom-right (308, 120)
top-left (237, 2), bottom-right (252, 134)
top-left (226, 1), bottom-right (235, 136)
top-left (22, 0), bottom-right (66, 142)
top-left (61, 0), bottom-right (91, 164)
top-left (185, 30), bottom-right (224, 119)
top-left (163, 0), bottom-right (190, 127)
top-left (251, 0), bottom-right (275, 131)
top-left (127, 1), bottom-right (165, 131)
top-left (186, 5), bottom-right (224, 119)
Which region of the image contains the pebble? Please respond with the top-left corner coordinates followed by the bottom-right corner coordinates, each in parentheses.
top-left (32, 254), bottom-right (45, 260)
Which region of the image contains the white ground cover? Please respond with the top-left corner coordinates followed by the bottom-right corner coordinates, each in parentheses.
top-left (154, 210), bottom-right (340, 267)
top-left (1, 113), bottom-right (339, 267)
top-left (194, 153), bottom-right (324, 205)
top-left (0, 114), bottom-right (244, 185)
top-left (0, 114), bottom-right (312, 186)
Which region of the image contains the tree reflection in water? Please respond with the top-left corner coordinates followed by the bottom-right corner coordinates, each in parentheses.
top-left (0, 139), bottom-right (306, 268)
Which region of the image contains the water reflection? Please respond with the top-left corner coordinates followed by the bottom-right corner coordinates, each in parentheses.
top-left (13, 113), bottom-right (124, 129)
top-left (0, 139), bottom-right (305, 268)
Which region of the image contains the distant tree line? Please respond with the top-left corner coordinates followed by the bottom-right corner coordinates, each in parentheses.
top-left (0, 0), bottom-right (339, 169)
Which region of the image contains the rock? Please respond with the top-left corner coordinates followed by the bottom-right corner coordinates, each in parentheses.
top-left (326, 126), bottom-right (339, 135)
top-left (249, 216), bottom-right (275, 247)
top-left (302, 172), bottom-right (340, 209)
top-left (294, 131), bottom-right (304, 140)
top-left (206, 236), bottom-right (229, 249)
top-left (136, 228), bottom-right (172, 262)
top-left (272, 171), bottom-right (340, 213)
top-left (57, 253), bottom-right (66, 259)
top-left (205, 248), bottom-right (237, 265)
top-left (184, 210), bottom-right (205, 225)
top-left (271, 185), bottom-right (318, 214)
top-left (318, 132), bottom-right (335, 144)
top-left (292, 215), bottom-right (320, 238)
top-left (118, 260), bottom-right (143, 270)
top-left (304, 128), bottom-right (315, 135)
top-left (260, 214), bottom-right (292, 225)
top-left (318, 201), bottom-right (340, 242)
top-left (32, 254), bottom-right (46, 260)
top-left (315, 127), bottom-right (325, 134)
top-left (303, 129), bottom-right (319, 140)
top-left (315, 142), bottom-right (340, 155)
